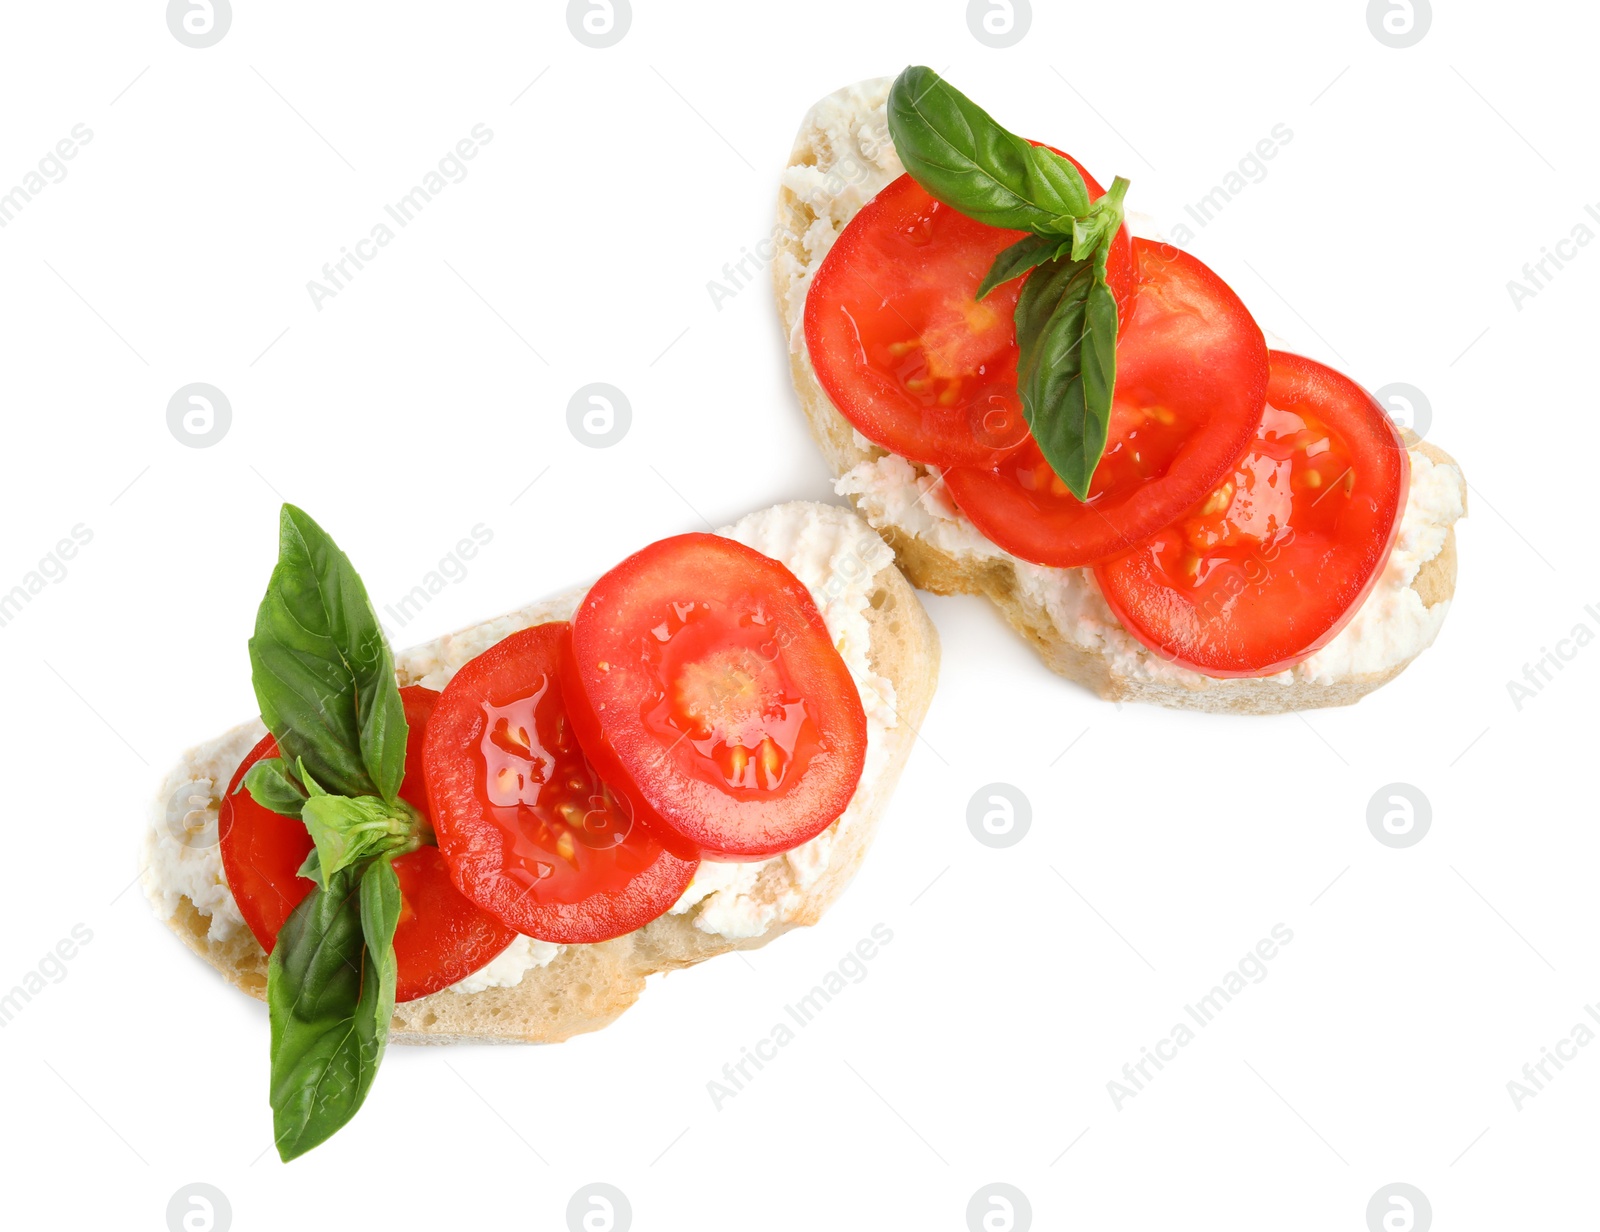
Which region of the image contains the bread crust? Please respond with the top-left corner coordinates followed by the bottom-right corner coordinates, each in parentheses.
top-left (149, 505), bottom-right (939, 1043)
top-left (773, 81), bottom-right (1464, 716)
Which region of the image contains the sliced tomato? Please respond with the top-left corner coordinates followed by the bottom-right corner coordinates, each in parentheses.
top-left (218, 686), bottom-right (518, 1002)
top-left (217, 732), bottom-right (312, 947)
top-left (942, 239), bottom-right (1269, 567)
top-left (804, 150), bottom-right (1136, 469)
top-left (563, 534), bottom-right (868, 861)
top-left (1095, 351), bottom-right (1410, 677)
top-left (424, 622), bottom-right (698, 943)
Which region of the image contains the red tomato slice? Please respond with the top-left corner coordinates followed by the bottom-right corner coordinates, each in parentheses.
top-left (804, 150), bottom-right (1136, 469)
top-left (1095, 351), bottom-right (1411, 677)
top-left (218, 686), bottom-right (519, 1002)
top-left (942, 239), bottom-right (1270, 567)
top-left (564, 535), bottom-right (868, 862)
top-left (424, 622), bottom-right (698, 943)
top-left (217, 733), bottom-right (313, 948)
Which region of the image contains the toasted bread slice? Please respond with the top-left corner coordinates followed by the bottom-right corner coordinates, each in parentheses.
top-left (774, 78), bottom-right (1466, 715)
top-left (142, 502), bottom-right (939, 1043)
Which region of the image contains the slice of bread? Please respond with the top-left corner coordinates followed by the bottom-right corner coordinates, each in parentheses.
top-left (774, 78), bottom-right (1466, 715)
top-left (143, 502), bottom-right (939, 1044)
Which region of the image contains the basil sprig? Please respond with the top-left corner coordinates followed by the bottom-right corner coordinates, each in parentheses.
top-left (237, 505), bottom-right (424, 1161)
top-left (887, 65), bottom-right (1131, 500)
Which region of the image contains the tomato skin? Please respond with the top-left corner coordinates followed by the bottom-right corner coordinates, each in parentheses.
top-left (564, 534), bottom-right (868, 862)
top-left (424, 622), bottom-right (699, 943)
top-left (218, 731), bottom-right (316, 948)
top-left (217, 686), bottom-right (519, 1002)
top-left (1095, 351), bottom-right (1411, 677)
top-left (804, 150), bottom-right (1136, 470)
top-left (943, 239), bottom-right (1270, 567)
top-left (388, 845), bottom-right (521, 1000)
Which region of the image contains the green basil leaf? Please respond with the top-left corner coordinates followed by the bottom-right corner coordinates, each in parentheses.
top-left (1015, 253), bottom-right (1120, 500)
top-left (248, 505), bottom-right (407, 803)
top-left (295, 848), bottom-right (325, 889)
top-left (300, 792), bottom-right (424, 883)
top-left (887, 66), bottom-right (1090, 231)
top-left (267, 858), bottom-right (399, 1161)
top-left (240, 757), bottom-right (306, 819)
top-left (298, 760), bottom-right (328, 799)
top-left (977, 233), bottom-right (1072, 300)
top-left (359, 856), bottom-right (401, 1006)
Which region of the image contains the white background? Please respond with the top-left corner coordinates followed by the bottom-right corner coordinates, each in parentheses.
top-left (0, 1), bottom-right (1594, 1229)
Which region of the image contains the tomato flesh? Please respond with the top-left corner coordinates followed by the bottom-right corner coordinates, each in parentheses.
top-left (218, 686), bottom-right (518, 1002)
top-left (1096, 351), bottom-right (1410, 676)
top-left (943, 239), bottom-right (1269, 567)
top-left (424, 621), bottom-right (698, 942)
top-left (805, 150), bottom-right (1136, 469)
top-left (564, 534), bottom-right (868, 861)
